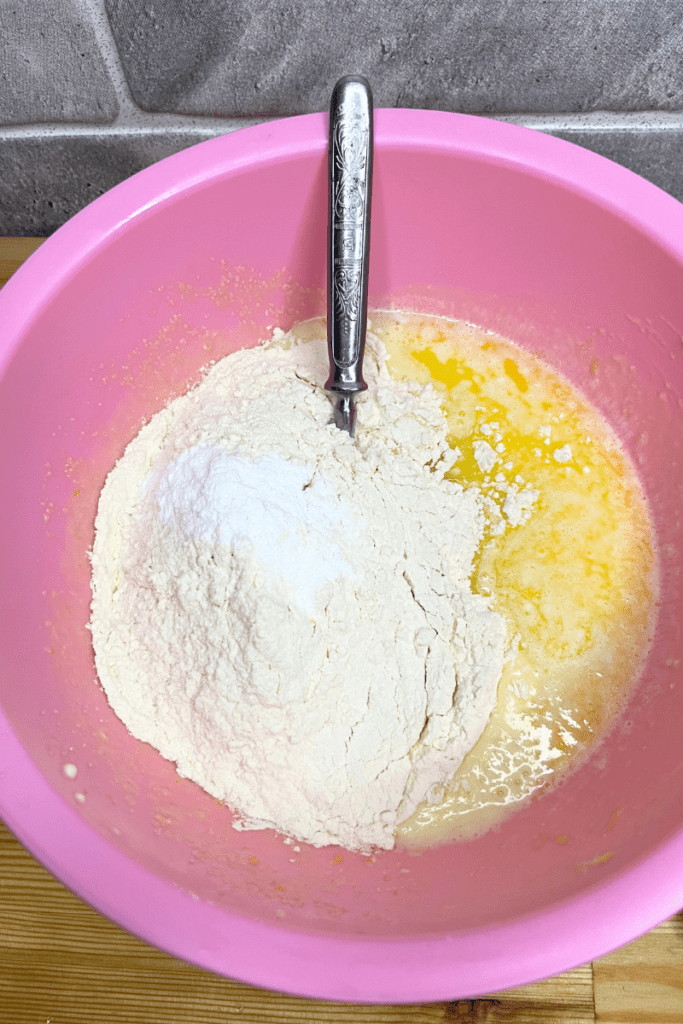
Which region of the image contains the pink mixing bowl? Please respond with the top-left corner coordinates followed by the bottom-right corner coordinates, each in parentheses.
top-left (1, 110), bottom-right (683, 1003)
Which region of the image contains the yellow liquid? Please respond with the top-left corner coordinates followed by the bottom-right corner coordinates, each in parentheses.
top-left (365, 312), bottom-right (658, 846)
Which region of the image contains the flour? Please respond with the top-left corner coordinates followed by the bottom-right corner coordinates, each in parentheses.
top-left (154, 450), bottom-right (354, 614)
top-left (89, 325), bottom-right (514, 852)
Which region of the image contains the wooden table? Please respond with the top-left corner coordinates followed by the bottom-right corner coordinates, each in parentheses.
top-left (2, 237), bottom-right (682, 1023)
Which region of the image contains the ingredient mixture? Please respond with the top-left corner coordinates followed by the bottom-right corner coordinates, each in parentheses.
top-left (89, 313), bottom-right (656, 853)
top-left (90, 324), bottom-right (511, 851)
top-left (374, 313), bottom-right (656, 844)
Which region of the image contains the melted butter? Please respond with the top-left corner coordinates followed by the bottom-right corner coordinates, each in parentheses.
top-left (370, 312), bottom-right (657, 846)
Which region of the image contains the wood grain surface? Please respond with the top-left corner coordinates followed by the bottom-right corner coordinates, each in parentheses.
top-left (0, 236), bottom-right (44, 285)
top-left (2, 237), bottom-right (682, 1024)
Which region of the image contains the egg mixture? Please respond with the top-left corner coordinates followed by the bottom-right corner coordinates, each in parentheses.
top-left (364, 312), bottom-right (658, 844)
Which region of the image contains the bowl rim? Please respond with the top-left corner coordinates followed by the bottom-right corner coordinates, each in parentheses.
top-left (2, 108), bottom-right (683, 1003)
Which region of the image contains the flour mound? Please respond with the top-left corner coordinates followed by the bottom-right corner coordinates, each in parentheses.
top-left (89, 328), bottom-right (507, 852)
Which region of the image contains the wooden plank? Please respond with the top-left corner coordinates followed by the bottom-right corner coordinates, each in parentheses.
top-left (593, 911), bottom-right (683, 1024)
top-left (445, 969), bottom-right (595, 1022)
top-left (0, 236), bottom-right (44, 286)
top-left (0, 817), bottom-right (594, 1024)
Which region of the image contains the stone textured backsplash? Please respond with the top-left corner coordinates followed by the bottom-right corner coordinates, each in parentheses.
top-left (106, 0), bottom-right (683, 116)
top-left (2, 0), bottom-right (683, 234)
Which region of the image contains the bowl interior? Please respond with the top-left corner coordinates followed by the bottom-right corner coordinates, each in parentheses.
top-left (1, 111), bottom-right (683, 994)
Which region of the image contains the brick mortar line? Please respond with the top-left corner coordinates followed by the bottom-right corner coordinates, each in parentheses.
top-left (0, 119), bottom-right (268, 140)
top-left (499, 110), bottom-right (683, 131)
top-left (3, 109), bottom-right (683, 142)
top-left (77, 0), bottom-right (138, 116)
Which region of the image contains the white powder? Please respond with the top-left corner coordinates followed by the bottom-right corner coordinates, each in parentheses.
top-left (89, 328), bottom-right (511, 852)
top-left (502, 485), bottom-right (539, 528)
top-left (154, 450), bottom-right (354, 614)
top-left (553, 444), bottom-right (573, 463)
top-left (473, 439), bottom-right (497, 473)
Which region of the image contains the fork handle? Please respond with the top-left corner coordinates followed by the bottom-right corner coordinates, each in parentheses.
top-left (325, 76), bottom-right (373, 402)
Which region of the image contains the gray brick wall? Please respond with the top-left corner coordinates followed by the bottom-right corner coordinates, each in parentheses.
top-left (2, 0), bottom-right (683, 235)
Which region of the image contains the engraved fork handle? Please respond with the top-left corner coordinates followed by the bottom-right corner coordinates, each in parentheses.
top-left (325, 76), bottom-right (373, 437)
